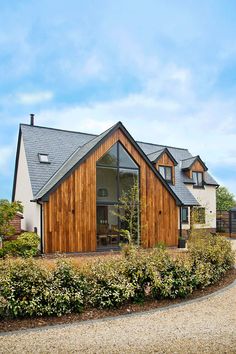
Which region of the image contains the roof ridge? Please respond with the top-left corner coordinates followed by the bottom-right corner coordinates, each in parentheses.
top-left (181, 155), bottom-right (198, 161)
top-left (137, 140), bottom-right (188, 151)
top-left (147, 148), bottom-right (165, 156)
top-left (20, 124), bottom-right (189, 151)
top-left (20, 123), bottom-right (98, 137)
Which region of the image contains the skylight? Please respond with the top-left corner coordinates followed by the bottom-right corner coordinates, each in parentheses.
top-left (38, 153), bottom-right (50, 163)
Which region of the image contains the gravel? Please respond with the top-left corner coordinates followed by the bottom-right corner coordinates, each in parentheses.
top-left (1, 280), bottom-right (236, 354)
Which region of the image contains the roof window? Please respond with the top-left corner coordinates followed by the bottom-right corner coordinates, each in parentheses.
top-left (38, 153), bottom-right (50, 164)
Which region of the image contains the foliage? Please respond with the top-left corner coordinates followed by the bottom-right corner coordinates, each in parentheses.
top-left (0, 259), bottom-right (85, 318)
top-left (0, 232), bottom-right (40, 258)
top-left (113, 181), bottom-right (140, 245)
top-left (216, 186), bottom-right (236, 211)
top-left (188, 233), bottom-right (235, 286)
top-left (0, 199), bottom-right (23, 237)
top-left (0, 233), bottom-right (234, 319)
top-left (87, 258), bottom-right (135, 308)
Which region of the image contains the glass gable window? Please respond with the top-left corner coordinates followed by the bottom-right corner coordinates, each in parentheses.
top-left (96, 142), bottom-right (139, 248)
top-left (159, 165), bottom-right (172, 183)
top-left (97, 144), bottom-right (118, 166)
top-left (192, 171), bottom-right (203, 187)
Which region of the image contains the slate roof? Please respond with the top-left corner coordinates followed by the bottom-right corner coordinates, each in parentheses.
top-left (147, 148), bottom-right (178, 165)
top-left (181, 156), bottom-right (208, 171)
top-left (16, 122), bottom-right (219, 206)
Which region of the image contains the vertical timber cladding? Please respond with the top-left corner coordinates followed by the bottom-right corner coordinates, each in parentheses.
top-left (185, 160), bottom-right (205, 179)
top-left (43, 129), bottom-right (178, 253)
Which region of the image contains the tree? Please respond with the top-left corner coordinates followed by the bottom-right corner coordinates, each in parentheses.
top-left (0, 199), bottom-right (23, 237)
top-left (113, 181), bottom-right (140, 245)
top-left (216, 186), bottom-right (236, 211)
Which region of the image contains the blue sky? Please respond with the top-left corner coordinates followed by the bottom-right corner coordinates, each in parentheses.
top-left (1, 0), bottom-right (236, 199)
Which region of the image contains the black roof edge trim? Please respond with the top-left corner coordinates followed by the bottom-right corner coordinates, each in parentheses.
top-left (36, 121), bottom-right (183, 206)
top-left (12, 127), bottom-right (22, 202)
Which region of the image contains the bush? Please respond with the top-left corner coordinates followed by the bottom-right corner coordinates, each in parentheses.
top-left (188, 233), bottom-right (235, 286)
top-left (0, 233), bottom-right (234, 318)
top-left (0, 232), bottom-right (40, 258)
top-left (87, 258), bottom-right (135, 309)
top-left (0, 259), bottom-right (85, 318)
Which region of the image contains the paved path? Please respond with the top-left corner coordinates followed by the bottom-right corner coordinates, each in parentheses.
top-left (1, 280), bottom-right (236, 354)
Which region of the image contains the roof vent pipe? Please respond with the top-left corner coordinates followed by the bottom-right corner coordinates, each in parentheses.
top-left (30, 113), bottom-right (35, 126)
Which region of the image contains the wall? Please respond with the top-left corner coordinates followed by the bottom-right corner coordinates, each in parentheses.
top-left (180, 184), bottom-right (216, 230)
top-left (14, 137), bottom-right (41, 233)
top-left (43, 129), bottom-right (178, 253)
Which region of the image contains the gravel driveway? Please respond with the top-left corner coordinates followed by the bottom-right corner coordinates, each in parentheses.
top-left (1, 280), bottom-right (236, 354)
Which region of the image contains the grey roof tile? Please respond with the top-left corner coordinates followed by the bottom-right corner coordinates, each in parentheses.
top-left (20, 123), bottom-right (218, 206)
top-left (34, 123), bottom-right (117, 199)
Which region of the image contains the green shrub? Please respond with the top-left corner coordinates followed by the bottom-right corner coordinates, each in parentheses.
top-left (0, 233), bottom-right (234, 318)
top-left (0, 259), bottom-right (85, 318)
top-left (0, 232), bottom-right (40, 258)
top-left (87, 259), bottom-right (135, 309)
top-left (188, 233), bottom-right (235, 286)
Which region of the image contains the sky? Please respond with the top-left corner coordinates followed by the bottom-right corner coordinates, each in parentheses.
top-left (0, 0), bottom-right (236, 199)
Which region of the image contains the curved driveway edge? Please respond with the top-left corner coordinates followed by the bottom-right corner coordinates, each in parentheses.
top-left (1, 277), bottom-right (236, 353)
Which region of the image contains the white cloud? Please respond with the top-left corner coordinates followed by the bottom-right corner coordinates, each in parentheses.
top-left (16, 91), bottom-right (54, 105)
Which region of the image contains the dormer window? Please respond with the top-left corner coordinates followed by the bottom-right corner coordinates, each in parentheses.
top-left (159, 165), bottom-right (172, 183)
top-left (38, 153), bottom-right (50, 164)
top-left (192, 171), bottom-right (203, 187)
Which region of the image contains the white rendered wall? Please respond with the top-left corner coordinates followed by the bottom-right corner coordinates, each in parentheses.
top-left (185, 184), bottom-right (216, 229)
top-left (14, 137), bottom-right (41, 233)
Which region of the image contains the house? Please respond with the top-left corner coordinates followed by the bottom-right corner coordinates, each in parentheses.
top-left (12, 116), bottom-right (219, 253)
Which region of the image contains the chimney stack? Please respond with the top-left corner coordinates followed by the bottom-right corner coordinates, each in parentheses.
top-left (30, 113), bottom-right (35, 126)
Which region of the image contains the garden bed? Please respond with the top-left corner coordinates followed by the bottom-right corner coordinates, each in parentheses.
top-left (0, 267), bottom-right (235, 333)
top-left (0, 234), bottom-right (235, 333)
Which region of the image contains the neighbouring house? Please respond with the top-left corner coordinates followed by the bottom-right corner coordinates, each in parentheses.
top-left (6, 212), bottom-right (24, 241)
top-left (12, 116), bottom-right (219, 253)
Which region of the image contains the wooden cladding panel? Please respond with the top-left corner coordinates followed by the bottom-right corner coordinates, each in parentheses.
top-left (185, 159), bottom-right (205, 179)
top-left (43, 129), bottom-right (178, 253)
top-left (155, 152), bottom-right (175, 185)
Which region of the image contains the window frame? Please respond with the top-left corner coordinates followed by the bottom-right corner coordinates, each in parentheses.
top-left (38, 153), bottom-right (50, 164)
top-left (158, 165), bottom-right (173, 183)
top-left (193, 207), bottom-right (206, 224)
top-left (181, 206), bottom-right (189, 224)
top-left (192, 171), bottom-right (204, 188)
top-left (96, 142), bottom-right (140, 204)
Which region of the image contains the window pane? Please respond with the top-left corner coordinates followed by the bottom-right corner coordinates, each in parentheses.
top-left (159, 166), bottom-right (165, 178)
top-left (119, 143), bottom-right (138, 168)
top-left (97, 143), bottom-right (118, 166)
top-left (97, 205), bottom-right (120, 247)
top-left (194, 207), bottom-right (205, 223)
top-left (96, 167), bottom-right (118, 202)
top-left (119, 169), bottom-right (139, 197)
top-left (182, 207), bottom-right (188, 222)
top-left (197, 172), bottom-right (203, 185)
top-left (192, 172), bottom-right (198, 184)
top-left (165, 167), bottom-right (172, 181)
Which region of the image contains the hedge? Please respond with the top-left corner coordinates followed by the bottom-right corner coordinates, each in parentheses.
top-left (0, 233), bottom-right (234, 318)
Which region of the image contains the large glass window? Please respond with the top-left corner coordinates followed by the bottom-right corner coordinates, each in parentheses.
top-left (96, 142), bottom-right (139, 248)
